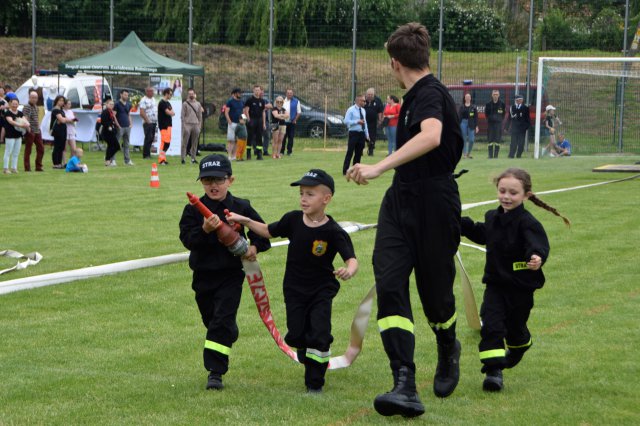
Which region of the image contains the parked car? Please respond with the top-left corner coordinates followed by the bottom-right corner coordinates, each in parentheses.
top-left (16, 72), bottom-right (112, 111)
top-left (446, 82), bottom-right (548, 137)
top-left (218, 92), bottom-right (347, 138)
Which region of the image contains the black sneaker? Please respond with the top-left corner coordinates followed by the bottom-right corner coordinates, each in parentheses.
top-left (181, 159), bottom-right (186, 164)
top-left (206, 372), bottom-right (224, 390)
top-left (433, 339), bottom-right (461, 398)
top-left (483, 369), bottom-right (503, 392)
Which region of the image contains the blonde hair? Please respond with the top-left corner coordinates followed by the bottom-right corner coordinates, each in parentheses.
top-left (275, 96), bottom-right (284, 104)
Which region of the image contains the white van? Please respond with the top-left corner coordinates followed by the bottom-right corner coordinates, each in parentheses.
top-left (16, 73), bottom-right (112, 112)
top-left (16, 73), bottom-right (113, 141)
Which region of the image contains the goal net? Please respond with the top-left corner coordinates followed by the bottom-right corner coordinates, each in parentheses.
top-left (534, 57), bottom-right (640, 158)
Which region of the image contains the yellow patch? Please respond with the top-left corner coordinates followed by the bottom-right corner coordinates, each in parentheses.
top-left (312, 240), bottom-right (328, 256)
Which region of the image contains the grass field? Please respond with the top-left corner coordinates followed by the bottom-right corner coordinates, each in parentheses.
top-left (1, 140), bottom-right (639, 425)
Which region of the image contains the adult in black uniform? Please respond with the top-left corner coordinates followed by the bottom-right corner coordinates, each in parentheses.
top-left (346, 22), bottom-right (463, 418)
top-left (505, 94), bottom-right (530, 158)
top-left (363, 87), bottom-right (384, 156)
top-left (485, 90), bottom-right (506, 158)
top-left (243, 85), bottom-right (266, 161)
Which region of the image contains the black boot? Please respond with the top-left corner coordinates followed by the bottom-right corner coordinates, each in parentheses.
top-left (256, 150), bottom-right (263, 160)
top-left (483, 369), bottom-right (503, 392)
top-left (373, 366), bottom-right (425, 418)
top-left (206, 372), bottom-right (224, 390)
top-left (433, 339), bottom-right (461, 398)
top-left (505, 345), bottom-right (530, 369)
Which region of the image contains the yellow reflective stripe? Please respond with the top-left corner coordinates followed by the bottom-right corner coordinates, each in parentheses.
top-left (507, 339), bottom-right (532, 349)
top-left (378, 315), bottom-right (414, 333)
top-left (428, 312), bottom-right (457, 330)
top-left (479, 349), bottom-right (506, 360)
top-left (306, 349), bottom-right (331, 364)
top-left (513, 261), bottom-right (528, 271)
top-left (204, 340), bottom-right (231, 355)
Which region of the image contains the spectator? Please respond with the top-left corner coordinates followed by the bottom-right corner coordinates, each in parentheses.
top-left (383, 95), bottom-right (400, 155)
top-left (50, 95), bottom-right (73, 169)
top-left (224, 88), bottom-right (244, 160)
top-left (234, 114), bottom-right (248, 161)
top-left (506, 94), bottom-right (531, 158)
top-left (270, 96), bottom-right (289, 159)
top-left (139, 87), bottom-right (158, 160)
top-left (459, 93), bottom-right (479, 159)
top-left (0, 87), bottom-right (7, 144)
top-left (115, 89), bottom-right (134, 166)
top-left (485, 90), bottom-right (506, 159)
top-left (65, 147), bottom-right (88, 173)
top-left (553, 133), bottom-right (571, 157)
top-left (22, 90), bottom-right (45, 172)
top-left (281, 88), bottom-right (301, 156)
top-left (157, 88), bottom-right (175, 165)
top-left (342, 95), bottom-right (369, 176)
top-left (181, 88), bottom-right (203, 165)
top-left (101, 99), bottom-right (121, 167)
top-left (260, 87), bottom-right (273, 157)
top-left (3, 96), bottom-right (29, 174)
top-left (63, 99), bottom-right (78, 166)
top-left (364, 87), bottom-right (384, 156)
top-left (243, 85), bottom-right (266, 161)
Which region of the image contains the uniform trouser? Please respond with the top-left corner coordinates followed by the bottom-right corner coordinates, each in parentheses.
top-left (281, 122), bottom-right (296, 155)
top-left (487, 121), bottom-right (503, 144)
top-left (374, 174), bottom-right (461, 372)
top-left (246, 119), bottom-right (264, 156)
top-left (142, 122), bottom-right (156, 158)
top-left (366, 123), bottom-right (378, 155)
top-left (479, 284), bottom-right (534, 371)
top-left (509, 129), bottom-right (527, 158)
top-left (343, 131), bottom-right (366, 175)
top-left (284, 285), bottom-right (338, 390)
top-left (23, 131), bottom-right (44, 171)
top-left (193, 269), bottom-right (244, 375)
top-left (118, 126), bottom-right (132, 163)
top-left (181, 123), bottom-right (200, 161)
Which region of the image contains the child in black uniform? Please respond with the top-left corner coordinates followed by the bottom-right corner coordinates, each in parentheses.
top-left (179, 154), bottom-right (271, 390)
top-left (461, 168), bottom-right (570, 392)
top-left (227, 169), bottom-right (358, 393)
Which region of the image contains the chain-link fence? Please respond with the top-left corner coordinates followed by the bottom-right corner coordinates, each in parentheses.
top-left (1, 0), bottom-right (638, 154)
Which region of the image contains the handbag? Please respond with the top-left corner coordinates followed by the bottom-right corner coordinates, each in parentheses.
top-left (381, 117), bottom-right (390, 127)
top-left (270, 122), bottom-right (280, 132)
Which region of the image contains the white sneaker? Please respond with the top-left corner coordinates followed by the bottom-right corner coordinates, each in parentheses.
top-left (126, 161), bottom-right (135, 166)
top-left (109, 160), bottom-right (117, 167)
top-left (550, 152), bottom-right (556, 157)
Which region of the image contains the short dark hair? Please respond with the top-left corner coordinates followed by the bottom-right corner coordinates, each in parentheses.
top-left (120, 89), bottom-right (129, 96)
top-left (4, 84), bottom-right (13, 91)
top-left (386, 22), bottom-right (431, 70)
top-left (53, 95), bottom-right (66, 106)
top-left (162, 88), bottom-right (173, 96)
top-left (188, 88), bottom-right (195, 93)
top-left (389, 95), bottom-right (399, 103)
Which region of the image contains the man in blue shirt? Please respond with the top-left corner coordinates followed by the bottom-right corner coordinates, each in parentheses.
top-left (224, 88), bottom-right (244, 160)
top-left (115, 90), bottom-right (133, 165)
top-left (342, 95), bottom-right (369, 175)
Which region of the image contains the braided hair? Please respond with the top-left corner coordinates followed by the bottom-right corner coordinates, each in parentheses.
top-left (495, 168), bottom-right (571, 227)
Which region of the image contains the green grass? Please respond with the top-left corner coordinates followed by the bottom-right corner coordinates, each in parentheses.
top-left (1, 142), bottom-right (639, 425)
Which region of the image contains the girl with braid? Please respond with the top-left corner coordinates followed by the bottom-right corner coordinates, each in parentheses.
top-left (461, 168), bottom-right (570, 392)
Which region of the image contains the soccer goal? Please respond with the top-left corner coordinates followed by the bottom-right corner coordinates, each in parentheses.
top-left (534, 57), bottom-right (640, 158)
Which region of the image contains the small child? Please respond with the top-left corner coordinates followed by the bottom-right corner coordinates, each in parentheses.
top-left (227, 169), bottom-right (359, 393)
top-left (65, 148), bottom-right (88, 173)
top-left (179, 154), bottom-right (271, 390)
top-left (460, 168), bottom-right (570, 392)
top-left (541, 105), bottom-right (561, 157)
top-left (234, 114), bottom-right (248, 161)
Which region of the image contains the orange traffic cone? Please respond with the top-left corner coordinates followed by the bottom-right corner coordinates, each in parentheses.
top-left (150, 163), bottom-right (160, 188)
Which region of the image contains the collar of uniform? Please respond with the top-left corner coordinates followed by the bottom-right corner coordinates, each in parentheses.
top-left (496, 202), bottom-right (526, 225)
top-left (402, 73), bottom-right (436, 104)
top-left (201, 191), bottom-right (235, 212)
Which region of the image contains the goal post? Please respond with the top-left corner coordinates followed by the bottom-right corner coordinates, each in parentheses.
top-left (534, 57), bottom-right (640, 158)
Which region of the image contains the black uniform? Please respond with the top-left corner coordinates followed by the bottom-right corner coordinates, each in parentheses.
top-left (364, 96), bottom-right (384, 155)
top-left (485, 99), bottom-right (506, 158)
top-left (268, 211), bottom-right (356, 391)
top-left (179, 192), bottom-right (271, 376)
top-left (374, 74), bottom-right (462, 372)
top-left (506, 102), bottom-right (531, 158)
top-left (244, 96), bottom-right (266, 159)
top-left (461, 203), bottom-right (549, 371)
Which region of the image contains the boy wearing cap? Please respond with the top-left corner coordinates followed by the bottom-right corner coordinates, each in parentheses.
top-left (225, 88), bottom-right (244, 159)
top-left (234, 114), bottom-right (248, 161)
top-left (506, 93), bottom-right (531, 158)
top-left (226, 169), bottom-right (358, 393)
top-left (179, 154), bottom-right (271, 390)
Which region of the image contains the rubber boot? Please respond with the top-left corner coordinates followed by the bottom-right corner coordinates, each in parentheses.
top-left (433, 339), bottom-right (461, 398)
top-left (483, 368), bottom-right (503, 392)
top-left (373, 366), bottom-right (425, 418)
top-left (494, 144), bottom-right (500, 158)
top-left (488, 144), bottom-right (495, 159)
top-left (256, 150), bottom-right (263, 161)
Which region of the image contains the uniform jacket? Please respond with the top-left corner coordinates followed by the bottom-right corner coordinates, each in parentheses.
top-left (179, 192), bottom-right (271, 272)
top-left (485, 100), bottom-right (506, 124)
top-left (506, 103), bottom-right (531, 132)
top-left (461, 203), bottom-right (549, 290)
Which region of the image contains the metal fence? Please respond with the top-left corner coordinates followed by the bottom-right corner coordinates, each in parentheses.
top-left (2, 0), bottom-right (638, 153)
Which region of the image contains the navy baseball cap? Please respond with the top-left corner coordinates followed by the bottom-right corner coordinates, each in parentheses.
top-left (197, 154), bottom-right (232, 180)
top-left (291, 169), bottom-right (335, 194)
top-left (514, 93), bottom-right (524, 100)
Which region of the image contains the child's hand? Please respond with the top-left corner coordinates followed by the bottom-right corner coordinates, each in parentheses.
top-left (334, 267), bottom-right (353, 281)
top-left (527, 254), bottom-right (542, 271)
top-left (225, 212), bottom-right (250, 225)
top-left (202, 214), bottom-right (220, 233)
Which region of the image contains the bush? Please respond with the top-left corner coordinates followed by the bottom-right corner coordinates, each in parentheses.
top-left (536, 8), bottom-right (590, 50)
top-left (419, 1), bottom-right (507, 52)
top-left (591, 7), bottom-right (624, 52)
